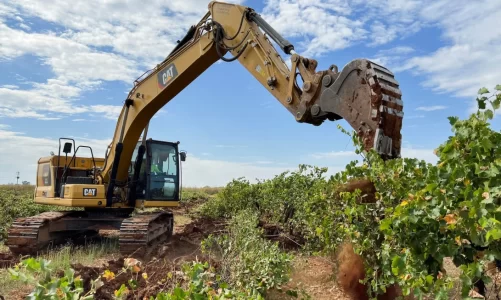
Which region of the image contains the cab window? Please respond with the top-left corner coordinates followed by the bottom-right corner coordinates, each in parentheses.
top-left (37, 163), bottom-right (51, 186)
top-left (148, 143), bottom-right (179, 200)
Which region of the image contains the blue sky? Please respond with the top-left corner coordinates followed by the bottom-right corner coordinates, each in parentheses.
top-left (1, 0), bottom-right (500, 186)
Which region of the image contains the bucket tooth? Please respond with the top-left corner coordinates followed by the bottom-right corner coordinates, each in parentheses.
top-left (315, 59), bottom-right (403, 159)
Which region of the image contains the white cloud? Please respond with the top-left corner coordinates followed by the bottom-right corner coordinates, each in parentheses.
top-left (369, 46), bottom-right (416, 71)
top-left (89, 105), bottom-right (123, 120)
top-left (0, 84), bottom-right (19, 89)
top-left (0, 2), bottom-right (15, 18)
top-left (0, 22), bottom-right (138, 83)
top-left (401, 147), bottom-right (438, 164)
top-left (0, 20), bottom-right (138, 120)
top-left (379, 46), bottom-right (415, 56)
top-left (0, 128), bottom-right (110, 184)
top-left (0, 0), bottom-right (225, 121)
top-left (5, 0), bottom-right (241, 65)
top-left (260, 0), bottom-right (427, 56)
top-left (398, 0), bottom-right (501, 98)
top-left (309, 150), bottom-right (358, 159)
top-left (368, 21), bottom-right (399, 46)
top-left (307, 146), bottom-right (437, 165)
top-left (18, 23), bottom-right (30, 31)
top-left (261, 0), bottom-right (366, 56)
top-left (182, 156), bottom-right (292, 187)
top-left (416, 105), bottom-right (447, 111)
top-left (215, 145), bottom-right (248, 149)
top-left (37, 117), bottom-right (61, 121)
top-left (406, 115), bottom-right (425, 119)
top-left (0, 84), bottom-right (122, 119)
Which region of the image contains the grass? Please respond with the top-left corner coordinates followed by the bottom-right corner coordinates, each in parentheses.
top-left (0, 184), bottom-right (78, 241)
top-left (0, 238), bottom-right (119, 297)
top-left (173, 213), bottom-right (193, 228)
top-left (181, 186), bottom-right (223, 205)
top-left (182, 186), bottom-right (222, 195)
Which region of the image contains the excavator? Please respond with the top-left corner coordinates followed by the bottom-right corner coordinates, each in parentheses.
top-left (5, 1), bottom-right (403, 257)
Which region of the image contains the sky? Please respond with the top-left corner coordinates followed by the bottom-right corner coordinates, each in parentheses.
top-left (0, 0), bottom-right (500, 186)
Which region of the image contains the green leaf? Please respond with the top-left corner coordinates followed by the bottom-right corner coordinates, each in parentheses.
top-left (492, 97), bottom-right (501, 110)
top-left (479, 87), bottom-right (490, 95)
top-left (315, 227), bottom-right (323, 236)
top-left (486, 229), bottom-right (501, 242)
top-left (478, 99), bottom-right (487, 109)
top-left (128, 279), bottom-right (138, 290)
top-left (173, 287), bottom-right (186, 298)
top-left (391, 256), bottom-right (405, 275)
top-left (482, 138), bottom-right (493, 151)
top-left (486, 109), bottom-right (494, 120)
top-left (495, 84), bottom-right (501, 91)
top-left (286, 290), bottom-right (299, 297)
top-left (448, 116), bottom-right (459, 126)
top-left (482, 198), bottom-right (494, 204)
top-left (425, 183), bottom-right (438, 192)
top-left (379, 219), bottom-right (392, 231)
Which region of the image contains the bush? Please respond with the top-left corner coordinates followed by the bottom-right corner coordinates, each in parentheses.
top-left (199, 166), bottom-right (331, 247)
top-left (201, 86), bottom-right (501, 298)
top-left (0, 185), bottom-right (74, 241)
top-left (202, 210), bottom-right (294, 296)
top-left (8, 257), bottom-right (98, 299)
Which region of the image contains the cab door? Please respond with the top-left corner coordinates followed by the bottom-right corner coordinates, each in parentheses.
top-left (145, 140), bottom-right (181, 201)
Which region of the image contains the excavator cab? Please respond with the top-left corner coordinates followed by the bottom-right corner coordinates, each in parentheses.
top-left (129, 139), bottom-right (186, 202)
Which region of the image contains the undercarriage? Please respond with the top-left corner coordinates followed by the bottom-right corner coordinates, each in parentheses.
top-left (5, 209), bottom-right (174, 258)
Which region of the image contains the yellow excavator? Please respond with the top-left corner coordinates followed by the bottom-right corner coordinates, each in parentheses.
top-left (6, 1), bottom-right (404, 257)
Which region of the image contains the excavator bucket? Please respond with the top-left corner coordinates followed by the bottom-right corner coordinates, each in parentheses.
top-left (315, 59), bottom-right (403, 159)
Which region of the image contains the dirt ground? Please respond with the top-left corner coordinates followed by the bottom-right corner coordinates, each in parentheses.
top-left (267, 254), bottom-right (351, 300)
top-left (0, 205), bottom-right (350, 299)
top-left (3, 205), bottom-right (501, 299)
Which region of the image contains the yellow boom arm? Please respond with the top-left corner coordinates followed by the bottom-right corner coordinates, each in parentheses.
top-left (98, 1), bottom-right (404, 201)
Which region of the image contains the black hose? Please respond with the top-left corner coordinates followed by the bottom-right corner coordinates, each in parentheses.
top-left (214, 24), bottom-right (249, 62)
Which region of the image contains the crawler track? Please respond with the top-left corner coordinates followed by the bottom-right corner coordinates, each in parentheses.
top-left (119, 211), bottom-right (174, 258)
top-left (6, 211), bottom-right (76, 256)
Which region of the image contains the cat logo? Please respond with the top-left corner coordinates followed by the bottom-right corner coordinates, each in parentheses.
top-left (157, 63), bottom-right (178, 89)
top-left (83, 188), bottom-right (97, 197)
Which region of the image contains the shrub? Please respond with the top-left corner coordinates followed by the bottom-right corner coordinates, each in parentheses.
top-left (202, 209), bottom-right (294, 296)
top-left (0, 185), bottom-right (75, 241)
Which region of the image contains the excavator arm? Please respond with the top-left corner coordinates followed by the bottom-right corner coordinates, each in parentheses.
top-left (99, 1), bottom-right (403, 200)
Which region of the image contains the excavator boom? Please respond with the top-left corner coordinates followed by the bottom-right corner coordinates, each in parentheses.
top-left (100, 1), bottom-right (403, 196)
